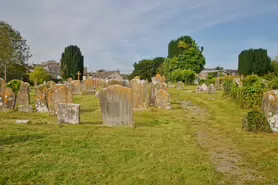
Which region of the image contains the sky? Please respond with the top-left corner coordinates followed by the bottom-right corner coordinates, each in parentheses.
top-left (1, 0), bottom-right (278, 73)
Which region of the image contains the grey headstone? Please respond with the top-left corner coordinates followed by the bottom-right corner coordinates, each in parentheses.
top-left (57, 103), bottom-right (80, 124)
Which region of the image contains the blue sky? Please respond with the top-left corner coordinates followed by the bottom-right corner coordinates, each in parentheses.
top-left (1, 0), bottom-right (278, 73)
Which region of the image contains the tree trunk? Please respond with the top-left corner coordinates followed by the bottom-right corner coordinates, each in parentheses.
top-left (4, 62), bottom-right (7, 81)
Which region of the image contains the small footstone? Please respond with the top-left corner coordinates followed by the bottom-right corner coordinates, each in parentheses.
top-left (16, 120), bottom-right (30, 124)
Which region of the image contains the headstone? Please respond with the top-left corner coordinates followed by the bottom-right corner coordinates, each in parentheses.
top-left (233, 78), bottom-right (243, 87)
top-left (99, 85), bottom-right (134, 127)
top-left (130, 79), bottom-right (149, 109)
top-left (262, 90), bottom-right (278, 132)
top-left (208, 84), bottom-right (216, 94)
top-left (47, 84), bottom-right (74, 115)
top-left (67, 78), bottom-right (73, 83)
top-left (71, 80), bottom-right (82, 95)
top-left (215, 78), bottom-right (221, 90)
top-left (0, 87), bottom-right (15, 111)
top-left (193, 78), bottom-right (200, 85)
top-left (152, 74), bottom-right (165, 84)
top-left (176, 81), bottom-right (185, 90)
top-left (76, 71), bottom-right (81, 81)
top-left (155, 89), bottom-right (171, 110)
top-left (57, 103), bottom-right (80, 124)
top-left (16, 120), bottom-right (30, 124)
top-left (0, 78), bottom-right (6, 90)
top-left (161, 83), bottom-right (168, 92)
top-left (46, 81), bottom-right (55, 89)
top-left (15, 82), bottom-right (30, 106)
top-left (36, 85), bottom-right (49, 112)
top-left (196, 86), bottom-right (203, 93)
top-left (84, 78), bottom-right (94, 92)
top-left (201, 84), bottom-right (208, 92)
top-left (18, 105), bottom-right (33, 113)
top-left (34, 80), bottom-right (38, 88)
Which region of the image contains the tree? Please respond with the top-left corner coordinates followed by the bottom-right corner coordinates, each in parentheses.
top-left (129, 57), bottom-right (165, 81)
top-left (164, 36), bottom-right (205, 81)
top-left (238, 48), bottom-right (271, 76)
top-left (0, 21), bottom-right (31, 81)
top-left (60, 45), bottom-right (84, 80)
top-left (29, 67), bottom-right (51, 84)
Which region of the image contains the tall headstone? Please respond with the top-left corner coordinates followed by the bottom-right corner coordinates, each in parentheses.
top-left (34, 80), bottom-right (38, 88)
top-left (176, 81), bottom-right (185, 90)
top-left (130, 79), bottom-right (149, 109)
top-left (16, 82), bottom-right (30, 106)
top-left (47, 84), bottom-right (74, 115)
top-left (262, 90), bottom-right (278, 132)
top-left (208, 84), bottom-right (216, 94)
top-left (215, 78), bottom-right (221, 90)
top-left (99, 85), bottom-right (134, 127)
top-left (36, 85), bottom-right (49, 112)
top-left (0, 87), bottom-right (15, 111)
top-left (76, 71), bottom-right (81, 81)
top-left (71, 80), bottom-right (82, 95)
top-left (57, 103), bottom-right (80, 124)
top-left (155, 89), bottom-right (171, 110)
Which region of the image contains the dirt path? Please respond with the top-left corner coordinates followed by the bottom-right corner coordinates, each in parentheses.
top-left (181, 101), bottom-right (266, 185)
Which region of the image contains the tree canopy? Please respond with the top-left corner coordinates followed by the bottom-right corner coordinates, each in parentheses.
top-left (238, 48), bottom-right (271, 76)
top-left (29, 67), bottom-right (51, 84)
top-left (129, 57), bottom-right (165, 81)
top-left (60, 45), bottom-right (84, 80)
top-left (0, 21), bottom-right (31, 81)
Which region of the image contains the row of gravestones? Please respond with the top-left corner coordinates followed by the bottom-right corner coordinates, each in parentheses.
top-left (0, 78), bottom-right (32, 112)
top-left (98, 74), bottom-right (171, 127)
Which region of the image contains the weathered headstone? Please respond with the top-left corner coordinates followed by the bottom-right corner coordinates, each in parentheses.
top-left (99, 85), bottom-right (134, 127)
top-left (0, 78), bottom-right (6, 90)
top-left (16, 82), bottom-right (30, 106)
top-left (130, 79), bottom-right (149, 109)
top-left (176, 81), bottom-right (185, 90)
top-left (208, 84), bottom-right (216, 94)
top-left (34, 80), bottom-right (38, 88)
top-left (84, 78), bottom-right (94, 92)
top-left (193, 78), bottom-right (200, 85)
top-left (196, 86), bottom-right (203, 93)
top-left (215, 78), bottom-right (221, 90)
top-left (71, 80), bottom-right (82, 95)
top-left (155, 89), bottom-right (171, 110)
top-left (201, 84), bottom-right (208, 92)
top-left (57, 103), bottom-right (80, 124)
top-left (36, 85), bottom-right (49, 112)
top-left (18, 105), bottom-right (33, 113)
top-left (67, 78), bottom-right (73, 83)
top-left (46, 81), bottom-right (56, 89)
top-left (262, 90), bottom-right (278, 132)
top-left (0, 87), bottom-right (15, 111)
top-left (152, 74), bottom-right (165, 84)
top-left (47, 84), bottom-right (74, 115)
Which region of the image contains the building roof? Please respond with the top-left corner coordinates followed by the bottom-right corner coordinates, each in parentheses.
top-left (89, 70), bottom-right (120, 79)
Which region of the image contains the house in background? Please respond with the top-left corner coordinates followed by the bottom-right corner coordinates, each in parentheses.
top-left (35, 60), bottom-right (62, 80)
top-left (198, 68), bottom-right (238, 79)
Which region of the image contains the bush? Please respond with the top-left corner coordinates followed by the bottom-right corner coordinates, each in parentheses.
top-left (29, 67), bottom-right (51, 84)
top-left (269, 78), bottom-right (278, 90)
top-left (171, 69), bottom-right (196, 84)
top-left (7, 80), bottom-right (21, 94)
top-left (242, 110), bottom-right (272, 133)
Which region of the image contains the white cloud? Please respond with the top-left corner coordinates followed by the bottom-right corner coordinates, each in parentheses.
top-left (1, 0), bottom-right (278, 73)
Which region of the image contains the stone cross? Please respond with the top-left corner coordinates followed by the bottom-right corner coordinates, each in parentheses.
top-left (76, 71), bottom-right (81, 81)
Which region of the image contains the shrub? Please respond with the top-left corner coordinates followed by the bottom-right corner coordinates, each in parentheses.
top-left (29, 67), bottom-right (51, 84)
top-left (7, 80), bottom-right (21, 94)
top-left (269, 78), bottom-right (278, 90)
top-left (242, 110), bottom-right (272, 133)
top-left (171, 69), bottom-right (196, 84)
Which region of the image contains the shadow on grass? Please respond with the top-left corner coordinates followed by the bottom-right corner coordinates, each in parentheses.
top-left (80, 108), bottom-right (99, 113)
top-left (0, 134), bottom-right (46, 146)
top-left (80, 121), bottom-right (102, 125)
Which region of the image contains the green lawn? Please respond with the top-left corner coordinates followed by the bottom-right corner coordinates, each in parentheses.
top-left (0, 87), bottom-right (277, 184)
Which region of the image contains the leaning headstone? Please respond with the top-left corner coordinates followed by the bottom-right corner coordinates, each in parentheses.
top-left (155, 89), bottom-right (171, 110)
top-left (71, 80), bottom-right (82, 95)
top-left (130, 79), bottom-right (149, 109)
top-left (47, 84), bottom-right (74, 115)
top-left (201, 84), bottom-right (208, 92)
top-left (176, 81), bottom-right (185, 90)
top-left (262, 90), bottom-right (278, 132)
top-left (208, 84), bottom-right (216, 94)
top-left (16, 82), bottom-right (30, 106)
top-left (0, 87), bottom-right (15, 111)
top-left (99, 85), bottom-right (134, 127)
top-left (57, 103), bottom-right (80, 124)
top-left (36, 85), bottom-right (49, 112)
top-left (18, 105), bottom-right (33, 113)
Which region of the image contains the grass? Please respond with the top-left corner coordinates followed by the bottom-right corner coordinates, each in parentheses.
top-left (0, 86), bottom-right (277, 184)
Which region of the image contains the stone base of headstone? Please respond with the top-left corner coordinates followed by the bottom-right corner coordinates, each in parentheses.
top-left (57, 103), bottom-right (80, 124)
top-left (18, 105), bottom-right (34, 113)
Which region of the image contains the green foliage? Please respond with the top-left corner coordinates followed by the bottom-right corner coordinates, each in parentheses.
top-left (242, 110), bottom-right (271, 133)
top-left (171, 69), bottom-right (196, 84)
top-left (129, 57), bottom-right (165, 81)
top-left (238, 48), bottom-right (271, 76)
top-left (164, 36), bottom-right (205, 80)
top-left (61, 45), bottom-right (84, 80)
top-left (29, 67), bottom-right (51, 84)
top-left (223, 75), bottom-right (267, 108)
top-left (7, 80), bottom-right (21, 94)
